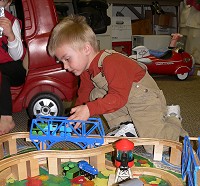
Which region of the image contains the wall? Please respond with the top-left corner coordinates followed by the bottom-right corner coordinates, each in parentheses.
top-left (112, 5), bottom-right (177, 35)
top-left (179, 2), bottom-right (200, 64)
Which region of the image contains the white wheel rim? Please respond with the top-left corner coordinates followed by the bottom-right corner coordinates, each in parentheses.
top-left (177, 72), bottom-right (188, 80)
top-left (33, 98), bottom-right (58, 116)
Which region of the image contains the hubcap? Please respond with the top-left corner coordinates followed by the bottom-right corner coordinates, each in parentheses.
top-left (177, 72), bottom-right (188, 80)
top-left (33, 98), bottom-right (58, 116)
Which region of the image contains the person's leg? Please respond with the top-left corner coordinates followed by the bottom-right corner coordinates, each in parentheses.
top-left (128, 83), bottom-right (187, 140)
top-left (0, 74), bottom-right (15, 135)
top-left (1, 60), bottom-right (26, 86)
top-left (0, 61), bottom-right (26, 135)
top-left (127, 75), bottom-right (187, 153)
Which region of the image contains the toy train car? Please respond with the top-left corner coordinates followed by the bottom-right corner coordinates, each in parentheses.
top-left (31, 122), bottom-right (72, 137)
top-left (78, 160), bottom-right (98, 180)
top-left (63, 162), bottom-right (80, 179)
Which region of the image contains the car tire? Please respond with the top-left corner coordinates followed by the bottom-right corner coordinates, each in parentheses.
top-left (28, 92), bottom-right (64, 118)
top-left (176, 72), bottom-right (189, 80)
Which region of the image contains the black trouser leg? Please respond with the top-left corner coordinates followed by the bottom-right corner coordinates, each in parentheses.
top-left (0, 74), bottom-right (12, 115)
top-left (0, 60), bottom-right (26, 116)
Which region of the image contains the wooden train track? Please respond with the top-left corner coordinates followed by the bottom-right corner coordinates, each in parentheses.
top-left (0, 132), bottom-right (184, 185)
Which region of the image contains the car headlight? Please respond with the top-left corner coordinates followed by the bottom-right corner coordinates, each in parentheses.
top-left (184, 58), bottom-right (191, 62)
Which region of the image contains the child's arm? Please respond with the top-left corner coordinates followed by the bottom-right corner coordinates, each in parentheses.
top-left (0, 17), bottom-right (24, 61)
top-left (75, 71), bottom-right (94, 106)
top-left (7, 19), bottom-right (24, 60)
top-left (87, 58), bottom-right (132, 116)
top-left (86, 54), bottom-right (145, 117)
top-left (67, 71), bottom-right (94, 126)
top-left (69, 53), bottom-right (145, 122)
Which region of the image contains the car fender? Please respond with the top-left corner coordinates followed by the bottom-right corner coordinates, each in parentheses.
top-left (24, 77), bottom-right (76, 107)
top-left (12, 76), bottom-right (77, 112)
top-left (175, 66), bottom-right (191, 74)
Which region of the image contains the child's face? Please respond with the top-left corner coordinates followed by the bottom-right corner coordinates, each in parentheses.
top-left (55, 43), bottom-right (90, 76)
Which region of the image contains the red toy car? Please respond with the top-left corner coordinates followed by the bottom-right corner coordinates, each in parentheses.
top-left (11, 0), bottom-right (79, 118)
top-left (130, 34), bottom-right (195, 81)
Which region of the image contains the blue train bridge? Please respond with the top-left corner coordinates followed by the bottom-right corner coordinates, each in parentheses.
top-left (29, 115), bottom-right (105, 150)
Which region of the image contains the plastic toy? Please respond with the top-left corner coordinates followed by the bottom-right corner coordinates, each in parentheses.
top-left (29, 115), bottom-right (105, 150)
top-left (130, 33), bottom-right (195, 80)
top-left (182, 136), bottom-right (200, 186)
top-left (62, 162), bottom-right (79, 179)
top-left (31, 122), bottom-right (72, 137)
top-left (70, 175), bottom-right (87, 184)
top-left (78, 160), bottom-right (98, 180)
top-left (114, 139), bottom-right (134, 183)
top-left (10, 0), bottom-right (78, 118)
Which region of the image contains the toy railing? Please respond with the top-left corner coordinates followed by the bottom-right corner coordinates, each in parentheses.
top-left (0, 133), bottom-right (184, 185)
top-left (29, 116), bottom-right (105, 150)
top-left (182, 136), bottom-right (200, 186)
top-left (0, 133), bottom-right (183, 165)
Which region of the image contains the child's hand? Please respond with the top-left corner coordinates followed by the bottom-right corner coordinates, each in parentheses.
top-left (68, 105), bottom-right (90, 129)
top-left (0, 17), bottom-right (15, 41)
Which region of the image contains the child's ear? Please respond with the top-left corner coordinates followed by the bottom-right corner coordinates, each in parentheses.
top-left (83, 42), bottom-right (92, 55)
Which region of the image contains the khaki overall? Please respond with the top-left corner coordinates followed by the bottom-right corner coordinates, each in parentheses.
top-left (90, 50), bottom-right (188, 146)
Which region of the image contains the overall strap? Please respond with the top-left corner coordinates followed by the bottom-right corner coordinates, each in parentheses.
top-left (97, 50), bottom-right (117, 68)
top-left (98, 50), bottom-right (148, 71)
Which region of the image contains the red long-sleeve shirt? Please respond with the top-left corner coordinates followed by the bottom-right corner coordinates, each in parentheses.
top-left (75, 50), bottom-right (146, 116)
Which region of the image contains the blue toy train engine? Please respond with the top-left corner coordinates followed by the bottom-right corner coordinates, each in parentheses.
top-left (78, 160), bottom-right (98, 180)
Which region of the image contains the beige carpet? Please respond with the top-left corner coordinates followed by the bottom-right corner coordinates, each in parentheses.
top-left (12, 68), bottom-right (200, 138)
top-left (154, 71), bottom-right (200, 137)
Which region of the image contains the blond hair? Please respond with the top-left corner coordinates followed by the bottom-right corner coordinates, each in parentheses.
top-left (48, 15), bottom-right (99, 57)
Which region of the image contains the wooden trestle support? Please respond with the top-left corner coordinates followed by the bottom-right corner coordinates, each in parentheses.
top-left (0, 132), bottom-right (186, 185)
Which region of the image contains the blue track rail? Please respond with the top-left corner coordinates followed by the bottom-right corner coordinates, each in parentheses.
top-left (29, 115), bottom-right (105, 150)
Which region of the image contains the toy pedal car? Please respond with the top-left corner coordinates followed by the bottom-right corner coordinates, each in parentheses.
top-left (11, 0), bottom-right (79, 118)
top-left (130, 34), bottom-right (195, 81)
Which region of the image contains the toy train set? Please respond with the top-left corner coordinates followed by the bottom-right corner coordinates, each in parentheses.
top-left (0, 116), bottom-right (199, 185)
